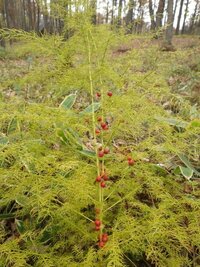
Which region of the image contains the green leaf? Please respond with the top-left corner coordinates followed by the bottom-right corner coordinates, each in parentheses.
top-left (173, 166), bottom-right (181, 175)
top-left (56, 128), bottom-right (68, 144)
top-left (59, 93), bottom-right (77, 109)
top-left (178, 154), bottom-right (200, 176)
top-left (16, 196), bottom-right (27, 206)
top-left (190, 120), bottom-right (200, 128)
top-left (179, 166), bottom-right (193, 180)
top-left (57, 128), bottom-right (82, 149)
top-left (16, 219), bottom-right (25, 234)
top-left (7, 117), bottom-right (18, 134)
top-left (0, 134), bottom-right (9, 145)
top-left (78, 150), bottom-right (96, 158)
top-left (80, 102), bottom-right (100, 114)
top-left (0, 213), bottom-right (15, 220)
top-left (155, 116), bottom-right (188, 128)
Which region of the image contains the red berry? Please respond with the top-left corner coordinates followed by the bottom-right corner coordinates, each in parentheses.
top-left (96, 92), bottom-right (101, 97)
top-left (95, 129), bottom-right (100, 134)
top-left (95, 225), bottom-right (101, 231)
top-left (96, 176), bottom-right (102, 182)
top-left (95, 219), bottom-right (101, 226)
top-left (107, 91), bottom-right (113, 97)
top-left (104, 147), bottom-right (110, 154)
top-left (102, 174), bottom-right (109, 181)
top-left (100, 181), bottom-right (106, 188)
top-left (102, 233), bottom-right (108, 242)
top-left (103, 125), bottom-right (109, 130)
top-left (101, 122), bottom-right (107, 129)
top-left (98, 151), bottom-right (104, 158)
top-left (127, 156), bottom-right (132, 161)
top-left (98, 241), bottom-right (105, 248)
top-left (97, 117), bottom-right (102, 122)
top-left (128, 159), bottom-right (135, 166)
top-left (102, 233), bottom-right (108, 238)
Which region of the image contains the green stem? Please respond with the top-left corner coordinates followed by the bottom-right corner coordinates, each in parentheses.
top-left (86, 30), bottom-right (103, 237)
top-left (86, 32), bottom-right (100, 177)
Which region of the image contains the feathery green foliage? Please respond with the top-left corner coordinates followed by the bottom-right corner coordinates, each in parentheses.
top-left (0, 23), bottom-right (200, 267)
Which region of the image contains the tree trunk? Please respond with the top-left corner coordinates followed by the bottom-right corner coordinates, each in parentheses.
top-left (105, 1), bottom-right (109, 24)
top-left (156, 0), bottom-right (165, 28)
top-left (188, 0), bottom-right (199, 33)
top-left (149, 0), bottom-right (156, 30)
top-left (0, 5), bottom-right (5, 47)
top-left (163, 0), bottom-right (174, 49)
top-left (126, 0), bottom-right (135, 31)
top-left (43, 0), bottom-right (49, 32)
top-left (117, 0), bottom-right (123, 26)
top-left (173, 0), bottom-right (179, 19)
top-left (181, 0), bottom-right (189, 34)
top-left (175, 0), bottom-right (184, 34)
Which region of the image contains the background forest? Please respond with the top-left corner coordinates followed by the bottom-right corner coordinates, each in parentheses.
top-left (0, 0), bottom-right (200, 36)
top-left (0, 0), bottom-right (200, 267)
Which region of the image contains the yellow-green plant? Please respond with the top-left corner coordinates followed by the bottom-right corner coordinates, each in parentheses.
top-left (0, 10), bottom-right (200, 267)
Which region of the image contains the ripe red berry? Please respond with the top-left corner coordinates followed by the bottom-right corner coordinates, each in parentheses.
top-left (102, 174), bottom-right (109, 181)
top-left (100, 181), bottom-right (106, 188)
top-left (97, 117), bottom-right (102, 122)
top-left (104, 147), bottom-right (110, 154)
top-left (101, 122), bottom-right (107, 129)
top-left (128, 159), bottom-right (135, 166)
top-left (102, 233), bottom-right (108, 238)
top-left (95, 219), bottom-right (101, 226)
top-left (95, 225), bottom-right (101, 231)
top-left (107, 91), bottom-right (113, 97)
top-left (96, 176), bottom-right (102, 182)
top-left (98, 151), bottom-right (104, 158)
top-left (127, 156), bottom-right (132, 161)
top-left (96, 92), bottom-right (101, 97)
top-left (98, 241), bottom-right (105, 248)
top-left (102, 233), bottom-right (108, 242)
top-left (95, 129), bottom-right (100, 134)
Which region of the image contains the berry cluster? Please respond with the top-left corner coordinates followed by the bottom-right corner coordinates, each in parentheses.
top-left (92, 90), bottom-right (136, 249)
top-left (94, 220), bottom-right (109, 248)
top-left (98, 233), bottom-right (108, 248)
top-left (93, 91), bottom-right (113, 249)
top-left (95, 117), bottom-right (109, 133)
top-left (96, 91), bottom-right (113, 98)
top-left (98, 146), bottom-right (110, 158)
top-left (96, 172), bottom-right (109, 188)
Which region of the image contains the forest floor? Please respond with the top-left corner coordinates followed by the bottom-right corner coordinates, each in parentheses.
top-left (1, 35), bottom-right (200, 105)
top-left (0, 33), bottom-right (200, 267)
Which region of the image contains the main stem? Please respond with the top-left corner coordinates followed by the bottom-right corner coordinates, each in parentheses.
top-left (86, 31), bottom-right (103, 237)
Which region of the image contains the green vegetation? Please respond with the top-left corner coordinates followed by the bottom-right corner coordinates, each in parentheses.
top-left (0, 26), bottom-right (200, 267)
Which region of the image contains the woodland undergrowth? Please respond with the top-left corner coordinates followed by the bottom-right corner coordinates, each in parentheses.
top-left (0, 19), bottom-right (200, 267)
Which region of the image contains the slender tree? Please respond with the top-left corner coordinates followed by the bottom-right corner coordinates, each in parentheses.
top-left (176, 0), bottom-right (184, 34)
top-left (126, 0), bottom-right (136, 31)
top-left (117, 0), bottom-right (123, 26)
top-left (163, 0), bottom-right (174, 48)
top-left (173, 0), bottom-right (179, 19)
top-left (149, 0), bottom-right (156, 30)
top-left (181, 0), bottom-right (189, 34)
top-left (188, 0), bottom-right (199, 33)
top-left (156, 0), bottom-right (165, 28)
